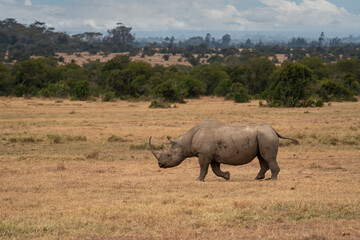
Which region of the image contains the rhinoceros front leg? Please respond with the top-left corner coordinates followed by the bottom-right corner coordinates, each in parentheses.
top-left (197, 154), bottom-right (210, 181)
top-left (211, 161), bottom-right (230, 180)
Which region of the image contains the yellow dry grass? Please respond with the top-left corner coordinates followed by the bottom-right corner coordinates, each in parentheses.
top-left (53, 52), bottom-right (213, 67)
top-left (0, 97), bottom-right (360, 239)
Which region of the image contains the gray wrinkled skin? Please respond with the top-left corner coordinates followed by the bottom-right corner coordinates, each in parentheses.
top-left (149, 120), bottom-right (299, 181)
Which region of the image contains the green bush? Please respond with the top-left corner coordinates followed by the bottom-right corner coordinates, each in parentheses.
top-left (265, 62), bottom-right (314, 107)
top-left (102, 91), bottom-right (116, 102)
top-left (154, 79), bottom-right (184, 103)
top-left (15, 84), bottom-right (27, 97)
top-left (47, 82), bottom-right (70, 98)
top-left (73, 80), bottom-right (89, 100)
top-left (317, 80), bottom-right (357, 102)
top-left (214, 79), bottom-right (232, 97)
top-left (37, 88), bottom-right (52, 98)
top-left (225, 83), bottom-right (250, 103)
top-left (178, 76), bottom-right (206, 98)
top-left (149, 99), bottom-right (171, 108)
top-left (315, 98), bottom-right (324, 107)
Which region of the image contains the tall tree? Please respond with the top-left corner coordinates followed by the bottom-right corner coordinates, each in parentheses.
top-left (221, 34), bottom-right (231, 47)
top-left (106, 23), bottom-right (134, 50)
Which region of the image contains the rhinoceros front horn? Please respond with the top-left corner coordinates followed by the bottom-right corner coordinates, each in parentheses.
top-left (149, 136), bottom-right (160, 161)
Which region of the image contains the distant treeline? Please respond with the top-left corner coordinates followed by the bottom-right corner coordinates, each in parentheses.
top-left (1, 18), bottom-right (360, 63)
top-left (0, 53), bottom-right (359, 107)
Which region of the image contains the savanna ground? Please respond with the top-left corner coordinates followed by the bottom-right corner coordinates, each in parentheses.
top-left (49, 51), bottom-right (287, 67)
top-left (0, 97), bottom-right (359, 240)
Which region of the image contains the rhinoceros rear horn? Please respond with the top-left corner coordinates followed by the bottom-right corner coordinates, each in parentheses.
top-left (167, 136), bottom-right (176, 145)
top-left (149, 136), bottom-right (160, 161)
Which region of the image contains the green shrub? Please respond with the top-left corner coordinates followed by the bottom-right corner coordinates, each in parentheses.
top-left (149, 99), bottom-right (171, 108)
top-left (15, 84), bottom-right (27, 97)
top-left (315, 98), bottom-right (324, 107)
top-left (265, 62), bottom-right (314, 107)
top-left (103, 91), bottom-right (116, 102)
top-left (225, 83), bottom-right (250, 103)
top-left (37, 88), bottom-right (52, 98)
top-left (47, 82), bottom-right (70, 98)
top-left (214, 79), bottom-right (232, 97)
top-left (153, 79), bottom-right (184, 103)
top-left (73, 80), bottom-right (89, 100)
top-left (178, 76), bottom-right (206, 98)
top-left (317, 80), bottom-right (357, 102)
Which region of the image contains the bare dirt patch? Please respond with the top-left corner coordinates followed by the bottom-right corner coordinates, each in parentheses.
top-left (0, 97), bottom-right (359, 239)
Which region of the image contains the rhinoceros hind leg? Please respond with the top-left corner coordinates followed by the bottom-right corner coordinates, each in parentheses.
top-left (267, 161), bottom-right (280, 180)
top-left (257, 132), bottom-right (280, 180)
top-left (255, 155), bottom-right (269, 180)
top-left (211, 161), bottom-right (230, 180)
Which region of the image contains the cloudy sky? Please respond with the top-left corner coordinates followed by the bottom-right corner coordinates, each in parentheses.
top-left (0, 0), bottom-right (359, 36)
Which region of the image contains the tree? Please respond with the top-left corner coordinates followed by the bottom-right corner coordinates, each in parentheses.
top-left (177, 76), bottom-right (206, 98)
top-left (183, 52), bottom-right (200, 66)
top-left (214, 78), bottom-right (232, 97)
top-left (154, 79), bottom-right (182, 102)
top-left (221, 34), bottom-right (231, 47)
top-left (0, 63), bottom-right (13, 95)
top-left (106, 23), bottom-right (134, 51)
top-left (297, 56), bottom-right (329, 80)
top-left (335, 57), bottom-right (360, 81)
top-left (106, 69), bottom-right (129, 96)
top-left (231, 57), bottom-right (276, 95)
top-left (11, 58), bottom-right (58, 93)
top-left (220, 47), bottom-right (239, 57)
top-left (102, 54), bottom-right (131, 72)
top-left (73, 80), bottom-right (89, 100)
top-left (205, 33), bottom-right (212, 47)
top-left (44, 82), bottom-right (71, 98)
top-left (265, 62), bottom-right (314, 107)
top-left (191, 65), bottom-right (231, 95)
top-left (317, 80), bottom-right (357, 102)
top-left (226, 83), bottom-right (250, 103)
top-left (242, 39), bottom-right (254, 49)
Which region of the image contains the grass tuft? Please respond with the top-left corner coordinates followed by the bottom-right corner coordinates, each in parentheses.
top-left (86, 150), bottom-right (99, 159)
top-left (57, 161), bottom-right (66, 171)
top-left (130, 142), bottom-right (164, 150)
top-left (9, 136), bottom-right (42, 143)
top-left (47, 134), bottom-right (63, 144)
top-left (47, 134), bottom-right (87, 143)
top-left (107, 135), bottom-right (127, 143)
top-left (66, 135), bottom-right (87, 142)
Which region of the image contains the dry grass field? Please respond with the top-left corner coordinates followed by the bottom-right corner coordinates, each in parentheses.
top-left (53, 52), bottom-right (208, 67)
top-left (0, 97), bottom-right (359, 239)
top-left (51, 51), bottom-right (287, 67)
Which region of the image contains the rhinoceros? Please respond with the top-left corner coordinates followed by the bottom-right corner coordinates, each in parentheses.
top-left (149, 120), bottom-right (298, 181)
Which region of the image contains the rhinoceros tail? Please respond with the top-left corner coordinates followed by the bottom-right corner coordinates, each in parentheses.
top-left (273, 128), bottom-right (299, 145)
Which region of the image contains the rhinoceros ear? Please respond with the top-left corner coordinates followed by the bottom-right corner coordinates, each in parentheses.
top-left (167, 136), bottom-right (177, 145)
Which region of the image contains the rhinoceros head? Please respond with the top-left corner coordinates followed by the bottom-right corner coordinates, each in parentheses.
top-left (149, 136), bottom-right (184, 168)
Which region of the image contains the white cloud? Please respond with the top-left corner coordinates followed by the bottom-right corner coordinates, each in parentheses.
top-left (0, 0), bottom-right (359, 33)
top-left (84, 19), bottom-right (101, 29)
top-left (23, 0), bottom-right (31, 6)
top-left (251, 0), bottom-right (360, 30)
